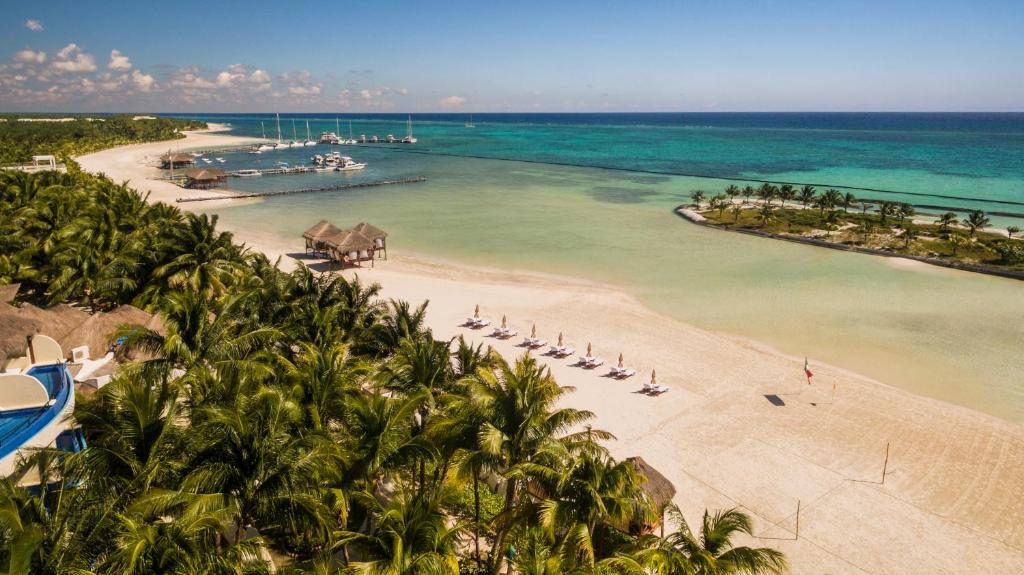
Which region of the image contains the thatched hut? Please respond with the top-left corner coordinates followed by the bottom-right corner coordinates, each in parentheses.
top-left (184, 167), bottom-right (228, 189)
top-left (323, 229), bottom-right (376, 267)
top-left (302, 220), bottom-right (344, 255)
top-left (58, 304), bottom-right (163, 361)
top-left (0, 302), bottom-right (89, 368)
top-left (159, 152), bottom-right (194, 169)
top-left (627, 456), bottom-right (677, 534)
top-left (353, 222), bottom-right (389, 259)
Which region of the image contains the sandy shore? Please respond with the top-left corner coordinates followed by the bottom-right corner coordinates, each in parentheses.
top-left (77, 128), bottom-right (1024, 574)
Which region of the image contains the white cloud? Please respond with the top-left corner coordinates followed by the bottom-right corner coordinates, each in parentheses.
top-left (108, 50), bottom-right (132, 71)
top-left (51, 44), bottom-right (97, 73)
top-left (170, 67), bottom-right (215, 89)
top-left (14, 49), bottom-right (46, 64)
top-left (131, 69), bottom-right (155, 92)
top-left (25, 20), bottom-right (43, 32)
top-left (288, 85), bottom-right (321, 95)
top-left (440, 95), bottom-right (466, 108)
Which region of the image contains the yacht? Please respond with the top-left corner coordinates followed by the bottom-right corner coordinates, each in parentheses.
top-left (336, 156), bottom-right (366, 171)
top-left (233, 169), bottom-right (262, 177)
top-left (319, 131), bottom-right (340, 144)
top-left (215, 157), bottom-right (226, 163)
top-left (402, 115), bottom-right (417, 143)
top-left (386, 134), bottom-right (396, 143)
top-left (465, 115), bottom-right (475, 128)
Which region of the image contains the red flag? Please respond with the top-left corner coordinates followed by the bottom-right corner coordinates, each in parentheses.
top-left (804, 358), bottom-right (814, 384)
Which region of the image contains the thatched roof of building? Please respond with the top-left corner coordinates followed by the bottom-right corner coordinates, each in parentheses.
top-left (0, 302), bottom-right (89, 366)
top-left (58, 304), bottom-right (162, 361)
top-left (354, 222), bottom-right (388, 240)
top-left (0, 283), bottom-right (19, 303)
top-left (303, 220), bottom-right (344, 242)
top-left (627, 456), bottom-right (676, 509)
top-left (160, 152), bottom-right (194, 163)
top-left (324, 229), bottom-right (375, 252)
top-left (185, 167), bottom-right (227, 181)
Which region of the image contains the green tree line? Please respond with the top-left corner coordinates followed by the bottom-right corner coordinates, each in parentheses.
top-left (0, 115), bottom-right (206, 165)
top-left (0, 169), bottom-right (786, 575)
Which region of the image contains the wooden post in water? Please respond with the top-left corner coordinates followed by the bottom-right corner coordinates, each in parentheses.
top-left (881, 442), bottom-right (890, 484)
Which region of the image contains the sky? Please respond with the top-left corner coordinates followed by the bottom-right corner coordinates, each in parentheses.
top-left (1, 0), bottom-right (1022, 112)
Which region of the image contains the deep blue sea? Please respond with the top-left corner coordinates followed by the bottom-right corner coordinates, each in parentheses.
top-left (170, 112), bottom-right (1024, 221)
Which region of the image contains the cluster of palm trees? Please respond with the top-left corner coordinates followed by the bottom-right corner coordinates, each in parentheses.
top-left (689, 182), bottom-right (1024, 264)
top-left (0, 169), bottom-right (787, 574)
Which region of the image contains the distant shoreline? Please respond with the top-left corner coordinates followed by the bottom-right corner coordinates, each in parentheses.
top-left (675, 205), bottom-right (1024, 282)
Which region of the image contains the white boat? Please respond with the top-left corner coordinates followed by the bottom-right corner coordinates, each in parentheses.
top-left (202, 158), bottom-right (213, 164)
top-left (465, 115), bottom-right (475, 128)
top-left (336, 156), bottom-right (366, 171)
top-left (304, 121), bottom-right (317, 146)
top-left (386, 134), bottom-right (396, 143)
top-left (275, 113), bottom-right (289, 149)
top-left (402, 115), bottom-right (417, 143)
top-left (319, 131), bottom-right (340, 144)
top-left (233, 169), bottom-right (262, 177)
top-left (215, 157), bottom-right (225, 163)
top-left (257, 142), bottom-right (276, 152)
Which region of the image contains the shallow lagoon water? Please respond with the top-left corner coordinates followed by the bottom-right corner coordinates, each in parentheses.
top-left (203, 142), bottom-right (1024, 422)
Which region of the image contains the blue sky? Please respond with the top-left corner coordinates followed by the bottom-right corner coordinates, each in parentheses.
top-left (1, 0), bottom-right (1022, 112)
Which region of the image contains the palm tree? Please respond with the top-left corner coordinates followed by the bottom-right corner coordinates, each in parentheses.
top-left (1008, 226), bottom-right (1021, 240)
top-left (741, 185), bottom-right (755, 203)
top-left (902, 225), bottom-right (919, 249)
top-left (338, 488), bottom-right (466, 575)
top-left (964, 210), bottom-right (990, 237)
top-left (730, 203), bottom-right (743, 224)
top-left (841, 192), bottom-right (856, 213)
top-left (467, 353), bottom-right (607, 575)
top-left (777, 185), bottom-right (795, 208)
top-left (935, 212), bottom-right (958, 232)
top-left (178, 386), bottom-right (340, 546)
top-left (724, 185), bottom-right (741, 203)
top-left (896, 203), bottom-right (915, 225)
top-left (797, 185), bottom-right (816, 207)
top-left (151, 212), bottom-right (245, 301)
top-left (690, 190), bottom-right (706, 208)
top-left (710, 195), bottom-right (729, 219)
top-left (757, 205), bottom-right (774, 228)
top-left (632, 505), bottom-right (786, 575)
top-left (949, 232), bottom-right (966, 256)
top-left (756, 183), bottom-right (775, 207)
top-left (824, 210), bottom-right (841, 238)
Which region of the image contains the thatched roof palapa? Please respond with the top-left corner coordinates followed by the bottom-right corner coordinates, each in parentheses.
top-left (324, 229), bottom-right (375, 253)
top-left (627, 456), bottom-right (676, 510)
top-left (303, 220), bottom-right (344, 242)
top-left (353, 222), bottom-right (388, 240)
top-left (160, 152), bottom-right (194, 165)
top-left (185, 167), bottom-right (227, 181)
top-left (0, 302), bottom-right (90, 366)
top-left (58, 304), bottom-right (163, 361)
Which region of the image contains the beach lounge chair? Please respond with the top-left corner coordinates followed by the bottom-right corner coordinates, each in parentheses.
top-left (552, 346), bottom-right (575, 358)
top-left (613, 368), bottom-right (637, 379)
top-left (500, 328), bottom-right (518, 339)
top-left (528, 338), bottom-right (547, 349)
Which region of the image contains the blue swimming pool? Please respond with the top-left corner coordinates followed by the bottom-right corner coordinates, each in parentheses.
top-left (0, 363), bottom-right (72, 462)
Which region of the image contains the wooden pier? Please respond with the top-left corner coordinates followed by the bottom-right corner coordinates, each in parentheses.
top-left (176, 176), bottom-right (427, 203)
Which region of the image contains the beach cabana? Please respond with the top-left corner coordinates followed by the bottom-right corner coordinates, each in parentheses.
top-left (354, 222), bottom-right (389, 259)
top-left (324, 229), bottom-right (376, 267)
top-left (184, 167), bottom-right (228, 189)
top-left (159, 152), bottom-right (194, 169)
top-left (626, 456), bottom-right (677, 535)
top-left (303, 220), bottom-right (344, 255)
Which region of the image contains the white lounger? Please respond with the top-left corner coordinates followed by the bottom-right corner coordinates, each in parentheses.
top-left (612, 367), bottom-right (637, 379)
top-left (528, 338), bottom-right (547, 349)
top-left (579, 356), bottom-right (604, 369)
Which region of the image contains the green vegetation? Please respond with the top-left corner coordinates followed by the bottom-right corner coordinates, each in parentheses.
top-left (0, 169), bottom-right (786, 574)
top-left (694, 184), bottom-right (1024, 271)
top-left (0, 115), bottom-right (206, 165)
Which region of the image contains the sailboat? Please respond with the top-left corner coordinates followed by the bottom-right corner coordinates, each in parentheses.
top-left (291, 119), bottom-right (301, 148)
top-left (402, 115), bottom-right (417, 144)
top-left (465, 114), bottom-right (475, 128)
top-left (257, 120), bottom-right (275, 151)
top-left (304, 120), bottom-right (317, 146)
top-left (274, 113), bottom-right (287, 149)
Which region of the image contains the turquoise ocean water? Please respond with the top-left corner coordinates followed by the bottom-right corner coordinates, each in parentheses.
top-left (173, 113), bottom-right (1024, 421)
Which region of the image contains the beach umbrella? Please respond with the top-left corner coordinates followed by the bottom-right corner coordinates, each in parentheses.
top-left (531, 324), bottom-right (537, 338)
top-left (618, 353), bottom-right (624, 368)
top-left (474, 304), bottom-right (480, 318)
top-left (651, 370), bottom-right (657, 385)
top-left (557, 332), bottom-right (564, 346)
top-left (501, 315), bottom-right (507, 329)
top-left (586, 342), bottom-right (592, 356)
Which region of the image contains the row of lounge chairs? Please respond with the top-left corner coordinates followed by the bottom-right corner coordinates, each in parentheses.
top-left (302, 220), bottom-right (389, 268)
top-left (461, 309), bottom-right (669, 395)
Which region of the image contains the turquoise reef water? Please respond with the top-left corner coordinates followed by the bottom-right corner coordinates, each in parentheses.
top-left (178, 113), bottom-right (1024, 421)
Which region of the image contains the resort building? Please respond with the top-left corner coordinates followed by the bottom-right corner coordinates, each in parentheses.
top-left (0, 334), bottom-right (84, 482)
top-left (185, 167), bottom-right (228, 189)
top-left (159, 152), bottom-right (195, 169)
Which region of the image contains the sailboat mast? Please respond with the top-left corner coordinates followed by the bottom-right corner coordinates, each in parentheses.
top-left (306, 120), bottom-right (311, 141)
top-left (292, 120), bottom-right (297, 142)
top-left (336, 117), bottom-right (340, 141)
top-left (276, 113), bottom-right (282, 143)
top-left (261, 121), bottom-right (266, 139)
top-left (349, 120), bottom-right (353, 139)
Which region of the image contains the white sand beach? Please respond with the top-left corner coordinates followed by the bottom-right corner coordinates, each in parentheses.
top-left (77, 128), bottom-right (1024, 574)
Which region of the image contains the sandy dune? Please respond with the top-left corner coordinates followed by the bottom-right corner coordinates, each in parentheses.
top-left (77, 128), bottom-right (1024, 574)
